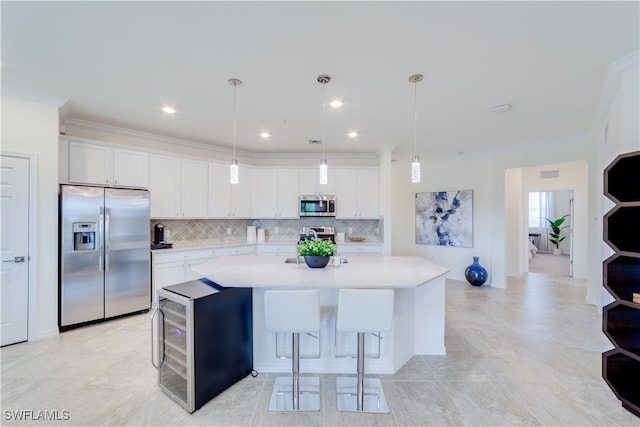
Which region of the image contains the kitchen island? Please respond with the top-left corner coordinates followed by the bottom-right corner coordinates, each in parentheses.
top-left (192, 255), bottom-right (449, 374)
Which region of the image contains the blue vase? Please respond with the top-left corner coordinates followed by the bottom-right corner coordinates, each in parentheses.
top-left (465, 256), bottom-right (488, 286)
top-left (304, 255), bottom-right (330, 268)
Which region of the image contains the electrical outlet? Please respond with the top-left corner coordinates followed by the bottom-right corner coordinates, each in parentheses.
top-left (165, 229), bottom-right (171, 239)
top-left (226, 227), bottom-right (232, 235)
top-left (348, 227), bottom-right (353, 234)
top-left (274, 227), bottom-right (279, 234)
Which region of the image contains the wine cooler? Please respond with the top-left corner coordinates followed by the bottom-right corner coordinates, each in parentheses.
top-left (151, 279), bottom-right (253, 413)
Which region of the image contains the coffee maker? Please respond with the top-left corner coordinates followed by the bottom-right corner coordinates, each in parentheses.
top-left (151, 223), bottom-right (172, 249)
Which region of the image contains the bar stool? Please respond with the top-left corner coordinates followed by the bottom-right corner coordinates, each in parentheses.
top-left (335, 288), bottom-right (394, 413)
top-left (264, 289), bottom-right (321, 411)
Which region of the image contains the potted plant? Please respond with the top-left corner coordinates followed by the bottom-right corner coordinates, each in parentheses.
top-left (545, 214), bottom-right (570, 255)
top-left (297, 237), bottom-right (337, 268)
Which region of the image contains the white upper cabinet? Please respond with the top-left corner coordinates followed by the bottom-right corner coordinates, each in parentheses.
top-left (299, 168), bottom-right (336, 196)
top-left (149, 155), bottom-right (208, 218)
top-left (253, 168), bottom-right (299, 218)
top-left (149, 154), bottom-right (180, 218)
top-left (68, 141), bottom-right (148, 188)
top-left (209, 163), bottom-right (252, 218)
top-left (113, 148), bottom-right (148, 188)
top-left (335, 168), bottom-right (379, 219)
top-left (180, 159), bottom-right (208, 218)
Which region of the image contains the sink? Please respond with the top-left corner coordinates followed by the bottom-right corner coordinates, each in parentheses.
top-left (284, 258), bottom-right (300, 264)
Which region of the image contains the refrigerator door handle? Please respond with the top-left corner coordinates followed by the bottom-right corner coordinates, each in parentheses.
top-left (99, 207), bottom-right (105, 272)
top-left (150, 306), bottom-right (165, 369)
top-left (104, 208), bottom-right (111, 272)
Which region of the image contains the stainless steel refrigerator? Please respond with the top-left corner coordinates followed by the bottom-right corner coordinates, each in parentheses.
top-left (60, 185), bottom-right (150, 329)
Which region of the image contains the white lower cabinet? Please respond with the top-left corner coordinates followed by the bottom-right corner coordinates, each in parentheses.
top-left (256, 243), bottom-right (297, 257)
top-left (337, 244), bottom-right (382, 256)
top-left (214, 245), bottom-right (256, 257)
top-left (152, 249), bottom-right (215, 297)
top-left (152, 245), bottom-right (257, 297)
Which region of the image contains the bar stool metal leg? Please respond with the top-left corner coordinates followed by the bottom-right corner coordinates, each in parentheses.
top-left (268, 331), bottom-right (320, 412)
top-left (292, 332), bottom-right (300, 411)
top-left (336, 332), bottom-right (390, 413)
top-left (357, 332), bottom-right (365, 411)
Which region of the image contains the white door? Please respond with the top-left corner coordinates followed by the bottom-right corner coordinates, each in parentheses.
top-left (1, 156), bottom-right (30, 346)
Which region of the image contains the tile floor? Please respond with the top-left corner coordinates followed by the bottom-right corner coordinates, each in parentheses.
top-left (2, 273), bottom-right (639, 426)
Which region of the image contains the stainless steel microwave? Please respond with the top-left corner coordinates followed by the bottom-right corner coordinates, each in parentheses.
top-left (299, 195), bottom-right (336, 217)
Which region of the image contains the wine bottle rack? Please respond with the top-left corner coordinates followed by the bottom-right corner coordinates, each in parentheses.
top-left (603, 150), bottom-right (640, 418)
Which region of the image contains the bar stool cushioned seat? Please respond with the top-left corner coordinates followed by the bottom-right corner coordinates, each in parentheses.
top-left (336, 288), bottom-right (394, 413)
top-left (264, 289), bottom-right (321, 411)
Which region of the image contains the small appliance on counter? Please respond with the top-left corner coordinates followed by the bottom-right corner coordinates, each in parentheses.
top-left (151, 223), bottom-right (172, 250)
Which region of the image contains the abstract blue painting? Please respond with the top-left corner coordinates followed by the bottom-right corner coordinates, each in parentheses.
top-left (415, 190), bottom-right (473, 247)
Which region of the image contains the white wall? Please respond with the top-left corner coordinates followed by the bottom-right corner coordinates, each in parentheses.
top-left (391, 134), bottom-right (595, 290)
top-left (595, 54), bottom-right (640, 308)
top-left (504, 168), bottom-right (523, 276)
top-left (391, 149), bottom-right (493, 283)
top-left (1, 94), bottom-right (64, 340)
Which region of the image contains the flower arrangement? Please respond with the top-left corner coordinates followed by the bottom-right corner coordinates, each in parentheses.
top-left (297, 237), bottom-right (336, 256)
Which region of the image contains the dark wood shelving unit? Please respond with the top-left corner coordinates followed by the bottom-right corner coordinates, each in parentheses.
top-left (603, 150), bottom-right (640, 418)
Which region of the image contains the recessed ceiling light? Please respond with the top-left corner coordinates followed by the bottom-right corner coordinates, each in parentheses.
top-left (330, 100), bottom-right (343, 108)
top-left (162, 106), bottom-right (176, 114)
top-left (260, 132), bottom-right (270, 139)
top-left (492, 103), bottom-right (512, 113)
top-left (348, 131), bottom-right (358, 138)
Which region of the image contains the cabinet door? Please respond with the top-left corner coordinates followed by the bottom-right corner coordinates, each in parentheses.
top-left (180, 159), bottom-right (208, 218)
top-left (153, 261), bottom-right (185, 292)
top-left (299, 168), bottom-right (336, 196)
top-left (185, 259), bottom-right (208, 281)
top-left (149, 154), bottom-right (179, 218)
top-left (232, 166), bottom-right (253, 218)
top-left (209, 163), bottom-right (232, 218)
top-left (357, 169), bottom-right (379, 218)
top-left (336, 169), bottom-right (358, 218)
top-left (68, 142), bottom-right (111, 185)
top-left (277, 169), bottom-right (300, 218)
top-left (253, 169), bottom-right (278, 218)
top-left (113, 148), bottom-right (148, 188)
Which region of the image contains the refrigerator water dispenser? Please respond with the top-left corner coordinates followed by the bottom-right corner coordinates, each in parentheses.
top-left (73, 222), bottom-right (96, 251)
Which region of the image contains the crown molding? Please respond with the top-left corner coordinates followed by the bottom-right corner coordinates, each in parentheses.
top-left (64, 117), bottom-right (378, 160)
top-left (591, 50), bottom-right (639, 135)
top-left (2, 87), bottom-right (68, 107)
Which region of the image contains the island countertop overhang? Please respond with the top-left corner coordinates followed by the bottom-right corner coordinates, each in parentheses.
top-left (191, 255), bottom-right (449, 289)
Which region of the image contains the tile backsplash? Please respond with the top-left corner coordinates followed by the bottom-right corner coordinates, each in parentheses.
top-left (150, 217), bottom-right (382, 243)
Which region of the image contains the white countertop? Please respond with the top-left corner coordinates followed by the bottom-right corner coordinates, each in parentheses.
top-left (191, 255), bottom-right (449, 289)
top-left (151, 239), bottom-right (383, 253)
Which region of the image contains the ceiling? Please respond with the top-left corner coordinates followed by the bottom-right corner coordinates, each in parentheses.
top-left (2, 1), bottom-right (638, 158)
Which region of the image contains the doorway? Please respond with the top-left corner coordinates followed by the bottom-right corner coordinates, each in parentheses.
top-left (527, 190), bottom-right (573, 277)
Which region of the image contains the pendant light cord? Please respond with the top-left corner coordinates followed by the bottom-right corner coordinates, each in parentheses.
top-left (321, 80), bottom-right (326, 159)
top-left (233, 83), bottom-right (237, 160)
top-left (413, 79), bottom-right (417, 157)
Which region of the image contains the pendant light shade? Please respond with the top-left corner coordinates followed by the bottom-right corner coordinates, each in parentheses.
top-left (409, 74), bottom-right (423, 183)
top-left (230, 159), bottom-right (239, 185)
top-left (317, 74), bottom-right (331, 185)
top-left (228, 78), bottom-right (242, 184)
top-left (411, 155), bottom-right (421, 183)
top-left (319, 158), bottom-right (328, 185)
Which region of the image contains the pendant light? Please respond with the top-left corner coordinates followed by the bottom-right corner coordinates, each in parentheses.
top-left (228, 78), bottom-right (242, 184)
top-left (317, 74), bottom-right (331, 185)
top-left (409, 74), bottom-right (423, 183)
